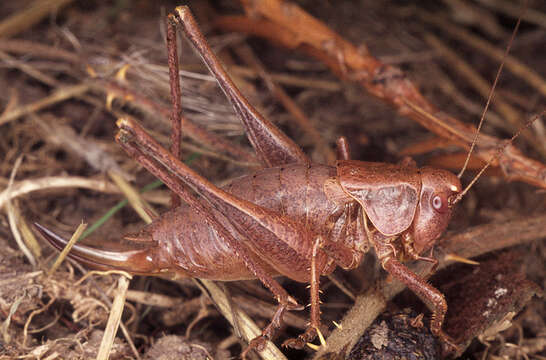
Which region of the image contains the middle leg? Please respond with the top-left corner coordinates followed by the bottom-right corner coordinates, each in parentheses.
top-left (372, 234), bottom-right (458, 351)
top-left (283, 236), bottom-right (325, 349)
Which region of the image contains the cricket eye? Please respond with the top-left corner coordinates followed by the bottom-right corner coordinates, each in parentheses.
top-left (431, 194), bottom-right (448, 213)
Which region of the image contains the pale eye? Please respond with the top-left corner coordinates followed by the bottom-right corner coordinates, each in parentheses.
top-left (432, 195), bottom-right (443, 210)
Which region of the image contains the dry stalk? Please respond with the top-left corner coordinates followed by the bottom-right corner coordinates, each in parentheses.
top-left (23, 297), bottom-right (55, 347)
top-left (424, 34), bottom-right (544, 155)
top-left (31, 114), bottom-right (127, 176)
top-left (48, 223), bottom-right (87, 276)
top-left (227, 64), bottom-right (341, 91)
top-left (234, 44), bottom-right (335, 163)
top-left (108, 171), bottom-right (157, 224)
top-left (0, 176), bottom-right (118, 209)
top-left (0, 83), bottom-right (90, 126)
top-left (5, 201), bottom-right (39, 267)
top-left (4, 156), bottom-right (37, 267)
top-left (477, 0), bottom-right (546, 27)
top-left (1, 293), bottom-right (24, 344)
top-left (125, 290), bottom-right (184, 308)
top-left (96, 274), bottom-right (131, 360)
top-left (0, 39), bottom-right (81, 63)
top-left (66, 266), bottom-right (140, 359)
top-left (0, 50), bottom-right (59, 87)
top-left (216, 0), bottom-right (546, 189)
top-left (419, 10), bottom-right (546, 97)
top-left (195, 279), bottom-right (288, 360)
top-left (0, 0), bottom-right (74, 39)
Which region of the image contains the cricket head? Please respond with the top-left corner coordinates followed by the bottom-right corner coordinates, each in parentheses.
top-left (411, 167), bottom-right (462, 254)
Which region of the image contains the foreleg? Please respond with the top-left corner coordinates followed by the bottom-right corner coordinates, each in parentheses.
top-left (401, 232), bottom-right (439, 273)
top-left (373, 236), bottom-right (457, 350)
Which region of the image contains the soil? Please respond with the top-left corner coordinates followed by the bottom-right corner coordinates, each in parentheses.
top-left (0, 1), bottom-right (544, 359)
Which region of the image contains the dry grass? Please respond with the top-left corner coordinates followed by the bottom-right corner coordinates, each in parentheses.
top-left (0, 1), bottom-right (544, 359)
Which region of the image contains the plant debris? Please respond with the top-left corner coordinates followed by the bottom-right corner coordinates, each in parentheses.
top-left (0, 1), bottom-right (544, 359)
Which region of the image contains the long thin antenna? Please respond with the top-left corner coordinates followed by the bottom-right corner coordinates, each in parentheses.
top-left (457, 14), bottom-right (523, 179)
top-left (452, 110), bottom-right (545, 205)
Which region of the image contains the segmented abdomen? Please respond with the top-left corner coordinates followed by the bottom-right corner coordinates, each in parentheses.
top-left (151, 163), bottom-right (341, 281)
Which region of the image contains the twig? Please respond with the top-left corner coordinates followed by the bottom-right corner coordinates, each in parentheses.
top-left (195, 279), bottom-right (288, 360)
top-left (476, 0), bottom-right (546, 28)
top-left (0, 50), bottom-right (59, 86)
top-left (32, 114), bottom-right (127, 175)
top-left (145, 61), bottom-right (342, 91)
top-left (427, 64), bottom-right (506, 130)
top-left (424, 33), bottom-right (546, 156)
top-left (70, 264), bottom-right (141, 359)
top-left (108, 171), bottom-right (157, 224)
top-left (234, 44), bottom-right (336, 163)
top-left (0, 0), bottom-right (74, 39)
top-left (216, 1), bottom-right (546, 189)
top-left (100, 80), bottom-right (256, 163)
top-left (0, 39), bottom-right (81, 63)
top-left (48, 222), bottom-right (87, 276)
top-left (125, 290), bottom-right (184, 308)
top-left (419, 10), bottom-right (546, 98)
top-left (442, 0), bottom-right (508, 39)
top-left (0, 83), bottom-right (90, 126)
top-left (5, 156), bottom-right (36, 267)
top-left (96, 274), bottom-right (131, 360)
top-left (0, 176), bottom-right (118, 209)
top-left (23, 297), bottom-right (55, 347)
top-left (0, 38), bottom-right (258, 166)
top-left (227, 64), bottom-right (341, 91)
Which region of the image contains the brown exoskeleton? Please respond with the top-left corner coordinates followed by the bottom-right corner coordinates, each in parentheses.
top-left (35, 5), bottom-right (524, 357)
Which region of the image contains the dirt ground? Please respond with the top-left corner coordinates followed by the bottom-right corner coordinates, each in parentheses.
top-left (0, 1), bottom-right (545, 359)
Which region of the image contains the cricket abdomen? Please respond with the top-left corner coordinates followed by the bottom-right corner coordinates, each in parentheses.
top-left (226, 163), bottom-right (340, 230)
top-left (153, 163), bottom-right (357, 281)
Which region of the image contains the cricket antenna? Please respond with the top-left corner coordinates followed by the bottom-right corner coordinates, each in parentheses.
top-left (452, 110), bottom-right (545, 206)
top-left (457, 13), bottom-right (523, 179)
